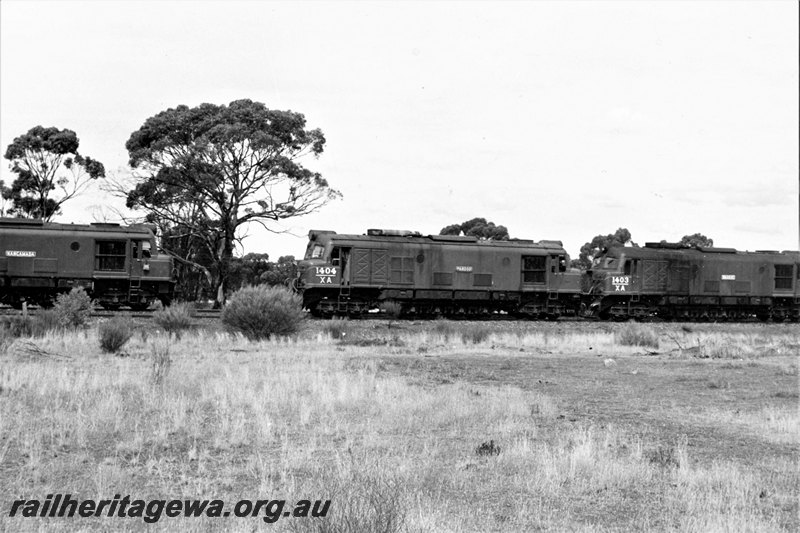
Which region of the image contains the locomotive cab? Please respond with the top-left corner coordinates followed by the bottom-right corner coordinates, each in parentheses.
top-left (585, 249), bottom-right (636, 319)
top-left (294, 231), bottom-right (347, 315)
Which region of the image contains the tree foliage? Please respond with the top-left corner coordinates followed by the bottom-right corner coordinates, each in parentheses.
top-left (678, 233), bottom-right (714, 248)
top-left (124, 99), bottom-right (339, 305)
top-left (227, 254), bottom-right (298, 292)
top-left (573, 228), bottom-right (635, 270)
top-left (2, 126), bottom-right (105, 221)
top-left (259, 255), bottom-right (298, 287)
top-left (439, 217), bottom-right (509, 240)
top-left (0, 180), bottom-right (11, 217)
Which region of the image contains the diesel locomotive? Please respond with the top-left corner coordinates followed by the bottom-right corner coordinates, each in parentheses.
top-left (586, 243), bottom-right (800, 321)
top-left (294, 229), bottom-right (582, 318)
top-left (0, 218), bottom-right (175, 309)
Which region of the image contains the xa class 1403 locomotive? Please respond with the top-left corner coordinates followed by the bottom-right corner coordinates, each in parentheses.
top-left (0, 218), bottom-right (175, 309)
top-left (295, 229), bottom-right (800, 321)
top-left (586, 242), bottom-right (799, 321)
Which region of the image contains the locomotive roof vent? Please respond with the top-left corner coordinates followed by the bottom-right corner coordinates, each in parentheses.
top-left (430, 235), bottom-right (479, 242)
top-left (538, 239), bottom-right (564, 247)
top-left (697, 246), bottom-right (737, 254)
top-left (644, 242), bottom-right (686, 249)
top-left (755, 250), bottom-right (779, 254)
top-left (367, 229), bottom-right (422, 237)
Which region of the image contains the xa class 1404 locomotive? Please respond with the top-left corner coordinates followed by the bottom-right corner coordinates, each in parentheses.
top-left (295, 229), bottom-right (581, 318)
top-left (0, 218), bottom-right (175, 309)
top-left (295, 229), bottom-right (800, 321)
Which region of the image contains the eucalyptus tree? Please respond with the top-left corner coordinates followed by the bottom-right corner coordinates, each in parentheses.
top-left (3, 126), bottom-right (105, 221)
top-left (125, 99), bottom-right (339, 305)
top-left (679, 233), bottom-right (714, 248)
top-left (573, 228), bottom-right (635, 269)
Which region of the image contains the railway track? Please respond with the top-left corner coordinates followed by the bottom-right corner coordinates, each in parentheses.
top-left (1, 305), bottom-right (789, 324)
top-left (0, 306), bottom-right (222, 319)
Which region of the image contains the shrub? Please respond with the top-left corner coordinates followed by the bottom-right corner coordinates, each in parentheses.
top-left (98, 318), bottom-right (133, 353)
top-left (379, 300), bottom-right (403, 319)
top-left (615, 323), bottom-right (659, 349)
top-left (1, 311), bottom-right (62, 338)
top-left (152, 302), bottom-right (194, 338)
top-left (53, 288), bottom-right (94, 328)
top-left (221, 285), bottom-right (305, 341)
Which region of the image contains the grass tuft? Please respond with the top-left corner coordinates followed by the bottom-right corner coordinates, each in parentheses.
top-left (475, 440), bottom-right (502, 456)
top-left (615, 323), bottom-right (659, 349)
top-left (152, 302), bottom-right (194, 338)
top-left (462, 325), bottom-right (491, 344)
top-left (322, 318), bottom-right (351, 340)
top-left (98, 318), bottom-right (133, 353)
top-left (150, 341), bottom-right (172, 386)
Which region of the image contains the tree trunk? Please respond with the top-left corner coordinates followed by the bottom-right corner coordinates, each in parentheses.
top-left (213, 223), bottom-right (237, 308)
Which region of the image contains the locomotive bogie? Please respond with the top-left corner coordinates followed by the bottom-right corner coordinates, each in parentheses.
top-left (0, 218), bottom-right (175, 309)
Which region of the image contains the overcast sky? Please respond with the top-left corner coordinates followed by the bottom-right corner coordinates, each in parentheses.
top-left (1, 1), bottom-right (797, 259)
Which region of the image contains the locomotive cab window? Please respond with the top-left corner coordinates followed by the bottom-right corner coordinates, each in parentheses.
top-left (550, 255), bottom-right (567, 273)
top-left (95, 241), bottom-right (126, 271)
top-left (142, 241), bottom-right (151, 258)
top-left (522, 256), bottom-right (546, 284)
top-left (775, 265), bottom-right (793, 290)
top-left (304, 244), bottom-right (325, 259)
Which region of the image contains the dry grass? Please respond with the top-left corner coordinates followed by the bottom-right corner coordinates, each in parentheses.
top-left (0, 321), bottom-right (797, 531)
